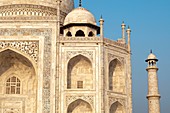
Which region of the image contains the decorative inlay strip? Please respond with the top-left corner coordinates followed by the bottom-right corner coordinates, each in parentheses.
top-left (66, 95), bottom-right (94, 108)
top-left (66, 51), bottom-right (93, 62)
top-left (108, 53), bottom-right (125, 64)
top-left (109, 97), bottom-right (126, 107)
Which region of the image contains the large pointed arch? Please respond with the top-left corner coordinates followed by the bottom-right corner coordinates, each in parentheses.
top-left (0, 48), bottom-right (37, 74)
top-left (67, 55), bottom-right (93, 89)
top-left (109, 58), bottom-right (125, 93)
top-left (0, 49), bottom-right (37, 112)
top-left (67, 99), bottom-right (93, 113)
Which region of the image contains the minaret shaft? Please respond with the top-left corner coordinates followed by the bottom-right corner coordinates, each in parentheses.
top-left (147, 68), bottom-right (160, 113)
top-left (147, 69), bottom-right (159, 95)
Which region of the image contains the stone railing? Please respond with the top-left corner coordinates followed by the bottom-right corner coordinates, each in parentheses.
top-left (104, 38), bottom-right (127, 49)
top-left (59, 36), bottom-right (101, 42)
top-left (59, 36), bottom-right (128, 49)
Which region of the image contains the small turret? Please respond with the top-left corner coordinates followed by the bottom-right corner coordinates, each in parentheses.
top-left (121, 21), bottom-right (126, 42)
top-left (99, 16), bottom-right (104, 38)
top-left (126, 26), bottom-right (131, 53)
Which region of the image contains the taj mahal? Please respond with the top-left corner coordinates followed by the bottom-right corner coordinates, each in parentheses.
top-left (0, 0), bottom-right (161, 113)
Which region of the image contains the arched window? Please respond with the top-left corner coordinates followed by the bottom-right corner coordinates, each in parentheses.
top-left (75, 30), bottom-right (85, 37)
top-left (88, 31), bottom-right (94, 37)
top-left (66, 31), bottom-right (72, 37)
top-left (6, 76), bottom-right (20, 94)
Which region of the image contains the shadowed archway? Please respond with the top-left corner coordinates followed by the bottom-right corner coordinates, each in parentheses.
top-left (110, 101), bottom-right (125, 113)
top-left (67, 99), bottom-right (93, 113)
top-left (109, 59), bottom-right (125, 93)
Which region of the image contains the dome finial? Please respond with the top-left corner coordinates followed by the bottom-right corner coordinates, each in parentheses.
top-left (150, 49), bottom-right (152, 53)
top-left (100, 15), bottom-right (103, 19)
top-left (79, 0), bottom-right (82, 7)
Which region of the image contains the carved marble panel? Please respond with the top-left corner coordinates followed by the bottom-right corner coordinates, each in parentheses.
top-left (0, 4), bottom-right (66, 22)
top-left (0, 41), bottom-right (38, 63)
top-left (109, 97), bottom-right (126, 107)
top-left (108, 53), bottom-right (125, 64)
top-left (66, 51), bottom-right (94, 62)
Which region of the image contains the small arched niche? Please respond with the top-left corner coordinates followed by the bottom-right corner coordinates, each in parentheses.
top-left (75, 30), bottom-right (85, 37)
top-left (67, 99), bottom-right (93, 113)
top-left (110, 101), bottom-right (125, 113)
top-left (66, 31), bottom-right (72, 37)
top-left (88, 31), bottom-right (94, 37)
top-left (67, 55), bottom-right (93, 89)
top-left (109, 59), bottom-right (125, 93)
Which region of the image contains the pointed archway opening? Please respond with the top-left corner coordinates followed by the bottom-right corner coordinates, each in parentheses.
top-left (67, 99), bottom-right (93, 113)
top-left (66, 31), bottom-right (72, 37)
top-left (110, 101), bottom-right (125, 113)
top-left (75, 30), bottom-right (85, 37)
top-left (0, 49), bottom-right (37, 113)
top-left (88, 31), bottom-right (94, 37)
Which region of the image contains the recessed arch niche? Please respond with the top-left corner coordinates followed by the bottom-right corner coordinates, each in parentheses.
top-left (0, 49), bottom-right (37, 113)
top-left (67, 55), bottom-right (93, 89)
top-left (66, 31), bottom-right (72, 37)
top-left (88, 31), bottom-right (94, 37)
top-left (109, 59), bottom-right (125, 93)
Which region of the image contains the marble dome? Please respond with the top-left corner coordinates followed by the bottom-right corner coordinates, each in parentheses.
top-left (0, 0), bottom-right (74, 14)
top-left (64, 7), bottom-right (96, 26)
top-left (145, 52), bottom-right (158, 62)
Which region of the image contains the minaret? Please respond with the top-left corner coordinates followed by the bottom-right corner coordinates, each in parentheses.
top-left (145, 51), bottom-right (161, 113)
top-left (126, 26), bottom-right (132, 113)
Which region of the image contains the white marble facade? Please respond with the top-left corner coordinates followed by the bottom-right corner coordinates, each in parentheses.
top-left (0, 0), bottom-right (132, 113)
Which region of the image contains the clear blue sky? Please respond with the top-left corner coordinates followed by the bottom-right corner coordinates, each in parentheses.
top-left (74, 0), bottom-right (170, 113)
